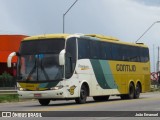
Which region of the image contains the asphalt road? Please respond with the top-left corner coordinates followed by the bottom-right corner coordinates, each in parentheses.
top-left (0, 92), bottom-right (160, 120)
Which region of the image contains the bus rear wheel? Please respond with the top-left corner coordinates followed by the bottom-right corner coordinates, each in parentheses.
top-left (134, 83), bottom-right (141, 99)
top-left (38, 99), bottom-right (50, 106)
top-left (75, 85), bottom-right (88, 104)
top-left (93, 96), bottom-right (109, 102)
top-left (128, 83), bottom-right (135, 99)
top-left (121, 83), bottom-right (135, 99)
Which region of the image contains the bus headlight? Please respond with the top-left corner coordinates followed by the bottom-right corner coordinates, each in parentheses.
top-left (50, 85), bottom-right (63, 90)
top-left (17, 83), bottom-right (25, 91)
top-left (18, 87), bottom-right (26, 91)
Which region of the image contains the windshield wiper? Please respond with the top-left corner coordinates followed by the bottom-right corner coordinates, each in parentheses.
top-left (26, 58), bottom-right (37, 80)
top-left (26, 56), bottom-right (50, 81)
top-left (40, 59), bottom-right (50, 80)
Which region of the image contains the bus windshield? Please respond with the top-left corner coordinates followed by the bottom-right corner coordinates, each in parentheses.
top-left (17, 39), bottom-right (65, 82)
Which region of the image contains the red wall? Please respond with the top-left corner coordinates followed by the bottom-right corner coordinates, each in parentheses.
top-left (0, 35), bottom-right (28, 75)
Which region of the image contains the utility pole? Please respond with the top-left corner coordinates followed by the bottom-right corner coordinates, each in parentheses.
top-left (63, 0), bottom-right (78, 33)
top-left (157, 46), bottom-right (160, 72)
top-left (135, 21), bottom-right (160, 43)
top-left (153, 44), bottom-right (155, 72)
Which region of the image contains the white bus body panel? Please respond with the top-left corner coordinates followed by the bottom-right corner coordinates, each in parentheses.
top-left (18, 59), bottom-right (120, 99)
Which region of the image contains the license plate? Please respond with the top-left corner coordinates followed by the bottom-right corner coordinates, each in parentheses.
top-left (34, 93), bottom-right (42, 97)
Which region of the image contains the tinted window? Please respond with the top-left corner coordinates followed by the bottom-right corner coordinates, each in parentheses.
top-left (78, 38), bottom-right (149, 62)
top-left (101, 42), bottom-right (112, 60)
top-left (90, 41), bottom-right (101, 59)
top-left (78, 38), bottom-right (90, 59)
top-left (121, 45), bottom-right (129, 61)
top-left (129, 46), bottom-right (140, 62)
top-left (111, 44), bottom-right (122, 60)
top-left (140, 48), bottom-right (149, 62)
top-left (20, 39), bottom-right (65, 55)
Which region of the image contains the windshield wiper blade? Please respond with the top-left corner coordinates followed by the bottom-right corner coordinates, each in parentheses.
top-left (40, 59), bottom-right (50, 80)
top-left (26, 59), bottom-right (37, 80)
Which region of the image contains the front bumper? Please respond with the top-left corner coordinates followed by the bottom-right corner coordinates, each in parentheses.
top-left (18, 89), bottom-right (65, 99)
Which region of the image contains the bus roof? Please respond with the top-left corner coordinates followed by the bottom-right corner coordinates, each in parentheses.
top-left (23, 34), bottom-right (70, 41)
top-left (86, 34), bottom-right (119, 41)
top-left (23, 33), bottom-right (148, 48)
top-left (85, 34), bottom-right (148, 48)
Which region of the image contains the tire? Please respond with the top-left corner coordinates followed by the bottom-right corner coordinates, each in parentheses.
top-left (120, 95), bottom-right (128, 100)
top-left (134, 83), bottom-right (141, 99)
top-left (93, 96), bottom-right (109, 102)
top-left (38, 99), bottom-right (50, 106)
top-left (121, 83), bottom-right (135, 100)
top-left (127, 83), bottom-right (135, 99)
top-left (75, 85), bottom-right (88, 104)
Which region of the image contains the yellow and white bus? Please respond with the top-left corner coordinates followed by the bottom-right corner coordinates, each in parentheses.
top-left (7, 34), bottom-right (150, 105)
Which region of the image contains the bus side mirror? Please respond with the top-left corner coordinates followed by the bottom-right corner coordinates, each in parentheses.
top-left (7, 52), bottom-right (18, 68)
top-left (59, 49), bottom-right (66, 66)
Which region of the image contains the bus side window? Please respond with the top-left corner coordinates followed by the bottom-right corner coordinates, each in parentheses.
top-left (101, 42), bottom-right (112, 60)
top-left (90, 41), bottom-right (101, 59)
top-left (140, 48), bottom-right (149, 62)
top-left (78, 38), bottom-right (90, 59)
top-left (111, 44), bottom-right (121, 61)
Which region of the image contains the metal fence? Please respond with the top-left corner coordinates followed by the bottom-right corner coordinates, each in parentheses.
top-left (0, 89), bottom-right (17, 95)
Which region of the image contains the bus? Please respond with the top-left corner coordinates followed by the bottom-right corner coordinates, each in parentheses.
top-left (7, 34), bottom-right (150, 106)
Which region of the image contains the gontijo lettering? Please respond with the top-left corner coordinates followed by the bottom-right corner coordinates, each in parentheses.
top-left (78, 64), bottom-right (89, 70)
top-left (116, 64), bottom-right (136, 72)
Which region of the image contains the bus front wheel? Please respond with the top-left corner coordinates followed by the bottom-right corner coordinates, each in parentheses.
top-left (75, 85), bottom-right (88, 104)
top-left (38, 99), bottom-right (50, 106)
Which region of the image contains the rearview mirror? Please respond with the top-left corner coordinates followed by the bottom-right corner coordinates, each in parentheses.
top-left (59, 49), bottom-right (65, 65)
top-left (7, 52), bottom-right (18, 67)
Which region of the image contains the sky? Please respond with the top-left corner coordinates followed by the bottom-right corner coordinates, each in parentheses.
top-left (0, 0), bottom-right (160, 72)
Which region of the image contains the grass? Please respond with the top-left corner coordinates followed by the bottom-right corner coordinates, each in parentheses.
top-left (0, 94), bottom-right (19, 103)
